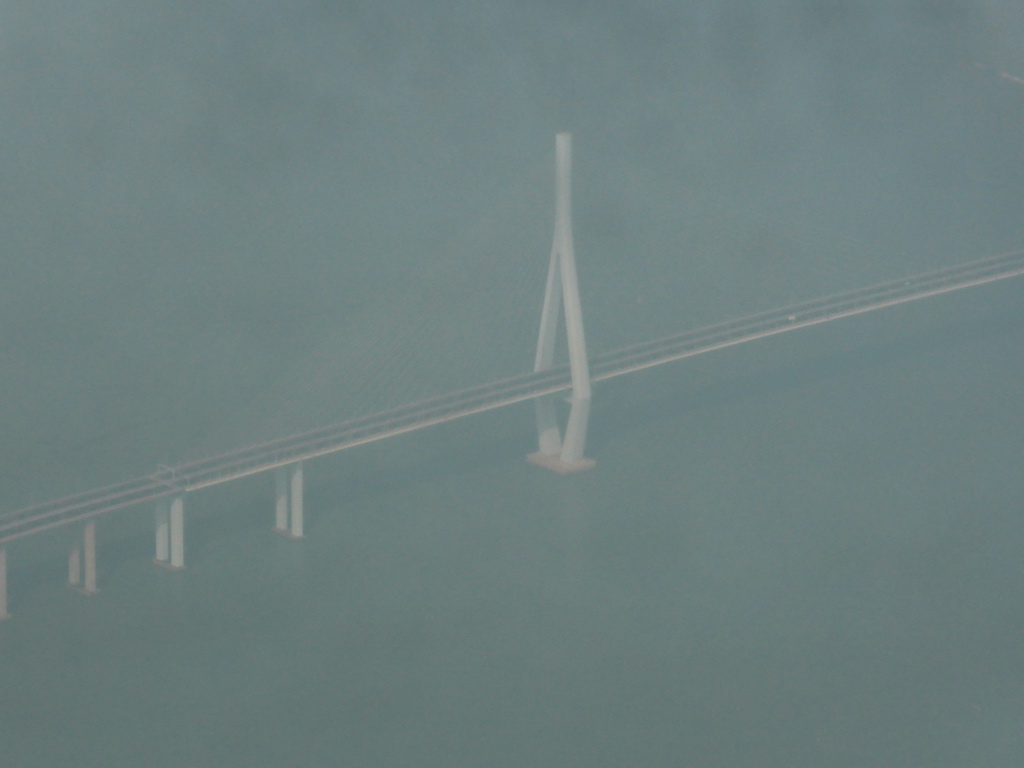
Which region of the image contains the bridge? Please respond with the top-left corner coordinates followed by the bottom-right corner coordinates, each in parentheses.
top-left (2, 133), bottom-right (1024, 620)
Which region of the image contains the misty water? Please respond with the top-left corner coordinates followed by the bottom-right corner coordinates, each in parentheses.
top-left (4, 2), bottom-right (1024, 766)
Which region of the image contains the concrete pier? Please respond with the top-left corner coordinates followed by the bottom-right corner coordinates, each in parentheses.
top-left (274, 462), bottom-right (304, 539)
top-left (68, 520), bottom-right (98, 594)
top-left (154, 494), bottom-right (185, 570)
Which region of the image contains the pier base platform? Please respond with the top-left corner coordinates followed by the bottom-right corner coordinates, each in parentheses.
top-left (527, 452), bottom-right (596, 474)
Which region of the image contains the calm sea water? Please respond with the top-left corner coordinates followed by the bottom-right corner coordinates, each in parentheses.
top-left (2, 286), bottom-right (1024, 767)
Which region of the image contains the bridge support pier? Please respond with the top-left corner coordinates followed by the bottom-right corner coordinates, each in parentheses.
top-left (527, 132), bottom-right (595, 473)
top-left (527, 394), bottom-right (594, 473)
top-left (68, 520), bottom-right (98, 594)
top-left (274, 462), bottom-right (304, 539)
top-left (154, 494), bottom-right (185, 570)
top-left (0, 549), bottom-right (8, 621)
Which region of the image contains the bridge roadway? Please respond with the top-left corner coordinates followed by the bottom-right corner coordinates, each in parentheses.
top-left (3, 249), bottom-right (1024, 546)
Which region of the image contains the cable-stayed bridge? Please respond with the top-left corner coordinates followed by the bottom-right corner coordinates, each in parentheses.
top-left (2, 135), bottom-right (1023, 620)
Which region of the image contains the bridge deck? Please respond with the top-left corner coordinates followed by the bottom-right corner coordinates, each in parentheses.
top-left (3, 250), bottom-right (1024, 545)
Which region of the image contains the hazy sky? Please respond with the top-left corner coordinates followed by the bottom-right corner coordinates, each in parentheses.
top-left (3, 1), bottom-right (1024, 505)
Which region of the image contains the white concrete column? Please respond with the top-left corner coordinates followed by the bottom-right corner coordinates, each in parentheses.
top-left (83, 520), bottom-right (98, 593)
top-left (274, 462), bottom-right (304, 540)
top-left (289, 462), bottom-right (304, 539)
top-left (155, 495), bottom-right (185, 570)
top-left (169, 494), bottom-right (185, 570)
top-left (69, 520), bottom-right (98, 594)
top-left (0, 548), bottom-right (9, 621)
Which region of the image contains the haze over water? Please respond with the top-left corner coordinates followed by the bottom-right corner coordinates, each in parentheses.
top-left (2, 3), bottom-right (1024, 766)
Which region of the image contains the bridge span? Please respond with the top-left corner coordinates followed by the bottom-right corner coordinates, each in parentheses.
top-left (2, 134), bottom-right (1023, 620)
top-left (1, 247), bottom-right (1023, 617)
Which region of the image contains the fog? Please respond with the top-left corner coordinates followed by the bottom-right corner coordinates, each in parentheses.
top-left (5, 1), bottom-right (1024, 499)
top-left (2, 2), bottom-right (1024, 766)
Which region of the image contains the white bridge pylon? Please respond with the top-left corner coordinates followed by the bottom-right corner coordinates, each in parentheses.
top-left (527, 132), bottom-right (595, 473)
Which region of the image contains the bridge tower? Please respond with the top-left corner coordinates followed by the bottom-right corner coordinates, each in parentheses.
top-left (527, 132), bottom-right (595, 473)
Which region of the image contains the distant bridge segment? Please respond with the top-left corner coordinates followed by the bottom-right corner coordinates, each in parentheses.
top-left (2, 248), bottom-right (1023, 551)
top-left (590, 248), bottom-right (1024, 381)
